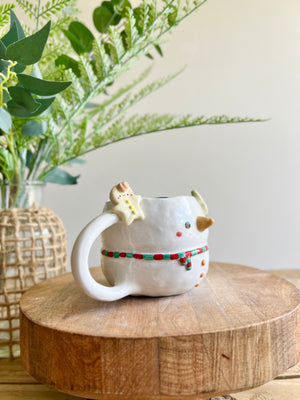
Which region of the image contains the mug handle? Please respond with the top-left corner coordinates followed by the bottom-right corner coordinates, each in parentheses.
top-left (71, 213), bottom-right (135, 301)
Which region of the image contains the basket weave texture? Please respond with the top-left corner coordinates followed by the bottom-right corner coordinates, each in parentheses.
top-left (0, 206), bottom-right (67, 360)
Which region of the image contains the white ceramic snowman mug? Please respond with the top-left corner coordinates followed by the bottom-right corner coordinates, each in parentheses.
top-left (71, 182), bottom-right (214, 302)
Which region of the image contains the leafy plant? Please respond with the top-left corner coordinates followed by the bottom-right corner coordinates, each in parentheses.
top-left (0, 9), bottom-right (71, 189)
top-left (0, 4), bottom-right (15, 28)
top-left (0, 0), bottom-right (262, 200)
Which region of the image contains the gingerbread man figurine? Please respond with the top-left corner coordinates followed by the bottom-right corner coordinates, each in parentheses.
top-left (109, 182), bottom-right (145, 226)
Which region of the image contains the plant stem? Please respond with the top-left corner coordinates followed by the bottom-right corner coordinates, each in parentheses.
top-left (6, 131), bottom-right (19, 182)
top-left (36, 0), bottom-right (42, 31)
top-left (3, 130), bottom-right (21, 206)
top-left (26, 139), bottom-right (47, 180)
top-left (38, 116), bottom-right (263, 180)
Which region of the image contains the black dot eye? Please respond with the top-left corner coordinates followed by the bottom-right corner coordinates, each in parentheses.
top-left (185, 222), bottom-right (191, 229)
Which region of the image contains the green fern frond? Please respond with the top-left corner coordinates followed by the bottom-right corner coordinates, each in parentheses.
top-left (16, 0), bottom-right (72, 20)
top-left (92, 68), bottom-right (185, 129)
top-left (39, 0), bottom-right (73, 20)
top-left (108, 26), bottom-right (125, 64)
top-left (48, 15), bottom-right (73, 34)
top-left (78, 55), bottom-right (98, 90)
top-left (64, 69), bottom-right (85, 102)
top-left (92, 113), bottom-right (265, 149)
top-left (71, 116), bottom-right (89, 157)
top-left (88, 66), bottom-right (153, 118)
top-left (0, 4), bottom-right (15, 28)
top-left (54, 94), bottom-right (73, 122)
top-left (37, 0), bottom-right (214, 178)
top-left (40, 113), bottom-right (264, 177)
top-left (124, 7), bottom-right (139, 49)
top-left (134, 0), bottom-right (150, 34)
top-left (34, 0), bottom-right (262, 184)
top-left (148, 0), bottom-right (159, 26)
top-left (15, 0), bottom-right (35, 18)
top-left (92, 39), bottom-right (111, 81)
top-left (47, 116), bottom-right (58, 138)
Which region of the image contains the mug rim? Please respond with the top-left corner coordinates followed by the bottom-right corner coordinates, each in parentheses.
top-left (105, 195), bottom-right (197, 206)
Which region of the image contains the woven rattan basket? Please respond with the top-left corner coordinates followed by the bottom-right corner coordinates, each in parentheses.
top-left (0, 205), bottom-right (67, 359)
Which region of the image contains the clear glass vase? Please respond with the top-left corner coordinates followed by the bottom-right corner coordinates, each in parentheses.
top-left (0, 181), bottom-right (67, 360)
top-left (0, 181), bottom-right (45, 209)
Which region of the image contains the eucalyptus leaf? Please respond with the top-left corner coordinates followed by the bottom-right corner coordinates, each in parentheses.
top-left (17, 74), bottom-right (71, 96)
top-left (8, 86), bottom-right (40, 112)
top-left (12, 62), bottom-right (26, 73)
top-left (29, 97), bottom-right (55, 117)
top-left (7, 96), bottom-right (55, 118)
top-left (62, 30), bottom-right (84, 55)
top-left (1, 22), bottom-right (19, 46)
top-left (93, 6), bottom-right (115, 33)
top-left (0, 59), bottom-right (9, 74)
top-left (63, 22), bottom-right (94, 54)
top-left (22, 120), bottom-right (44, 136)
top-left (2, 90), bottom-right (10, 103)
top-left (43, 168), bottom-right (79, 185)
top-left (6, 21), bottom-right (51, 65)
top-left (26, 150), bottom-right (33, 169)
top-left (7, 100), bottom-right (38, 118)
top-left (55, 54), bottom-right (80, 76)
top-left (0, 107), bottom-right (12, 134)
top-left (93, 0), bottom-right (130, 33)
top-left (0, 40), bottom-right (7, 59)
top-left (10, 10), bottom-right (26, 40)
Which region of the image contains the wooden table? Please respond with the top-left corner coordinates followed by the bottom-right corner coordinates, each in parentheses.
top-left (0, 357), bottom-right (299, 400)
top-left (1, 267), bottom-right (300, 400)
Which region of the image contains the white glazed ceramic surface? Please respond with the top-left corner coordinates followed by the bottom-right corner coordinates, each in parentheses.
top-left (71, 196), bottom-right (211, 301)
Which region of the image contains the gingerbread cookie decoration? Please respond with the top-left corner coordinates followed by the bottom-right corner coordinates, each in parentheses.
top-left (109, 182), bottom-right (145, 225)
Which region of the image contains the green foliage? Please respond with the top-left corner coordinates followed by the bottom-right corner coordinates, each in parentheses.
top-left (0, 107), bottom-right (12, 134)
top-left (8, 86), bottom-right (41, 114)
top-left (0, 4), bottom-right (15, 28)
top-left (0, 0), bottom-right (263, 190)
top-left (62, 21), bottom-right (94, 54)
top-left (93, 0), bottom-right (131, 33)
top-left (0, 148), bottom-right (15, 181)
top-left (67, 114), bottom-right (264, 160)
top-left (16, 0), bottom-right (73, 21)
top-left (22, 120), bottom-right (44, 136)
top-left (17, 74), bottom-right (71, 95)
top-left (43, 167), bottom-right (79, 184)
top-left (10, 10), bottom-right (26, 39)
top-left (0, 9), bottom-right (71, 187)
top-left (6, 21), bottom-right (51, 65)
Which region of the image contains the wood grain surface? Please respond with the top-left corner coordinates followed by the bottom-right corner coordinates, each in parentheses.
top-left (0, 358), bottom-right (299, 400)
top-left (19, 263), bottom-right (300, 400)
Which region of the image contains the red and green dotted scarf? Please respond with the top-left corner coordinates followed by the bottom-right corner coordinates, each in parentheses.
top-left (101, 245), bottom-right (209, 270)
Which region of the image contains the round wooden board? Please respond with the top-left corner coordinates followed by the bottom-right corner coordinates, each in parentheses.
top-left (20, 262), bottom-right (300, 400)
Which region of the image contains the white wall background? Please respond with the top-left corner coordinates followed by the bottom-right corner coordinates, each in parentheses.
top-left (43, 0), bottom-right (300, 270)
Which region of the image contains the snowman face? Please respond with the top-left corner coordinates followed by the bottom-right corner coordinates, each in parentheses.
top-left (174, 217), bottom-right (202, 241)
top-left (153, 201), bottom-right (213, 252)
top-left (103, 196), bottom-right (214, 254)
